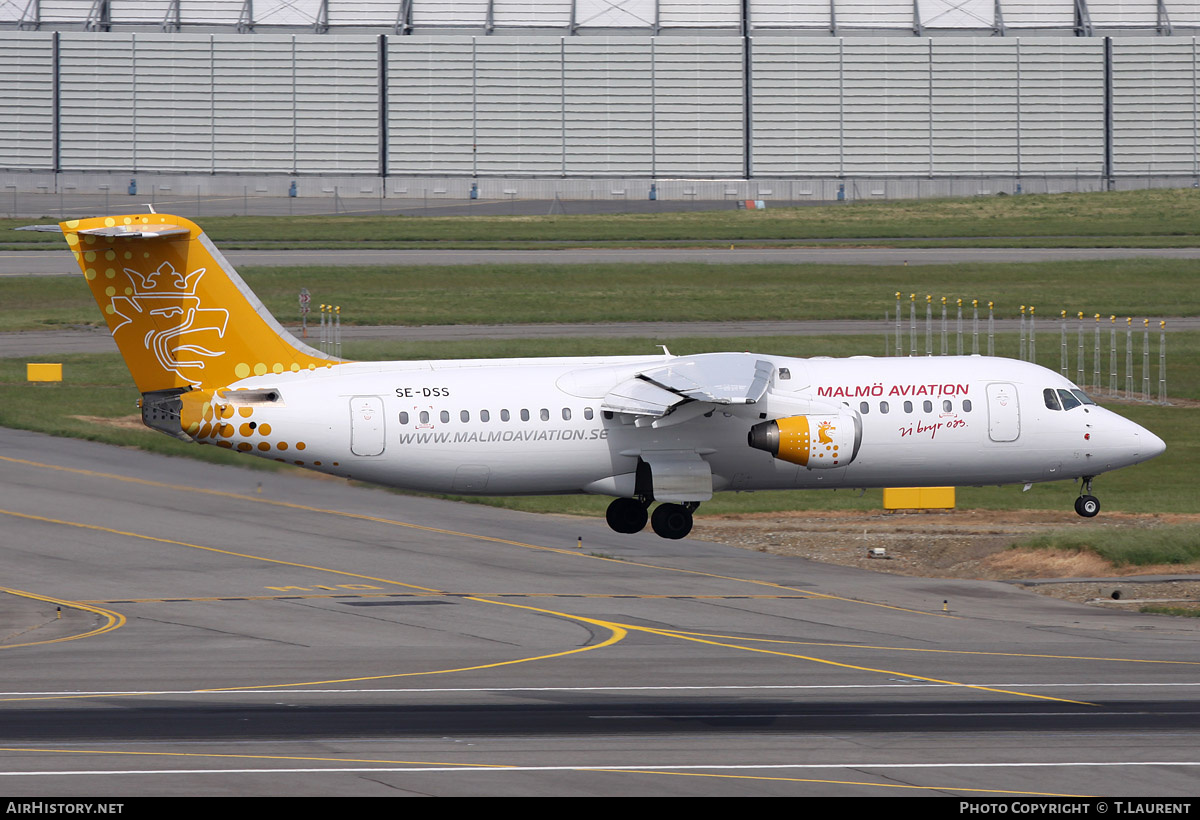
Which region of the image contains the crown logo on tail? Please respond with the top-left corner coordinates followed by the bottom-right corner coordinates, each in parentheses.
top-left (108, 261), bottom-right (230, 386)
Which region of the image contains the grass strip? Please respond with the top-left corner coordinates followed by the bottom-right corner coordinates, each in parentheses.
top-left (3, 258), bottom-right (1199, 334)
top-left (4, 189), bottom-right (1200, 247)
top-left (1011, 525), bottom-right (1200, 567)
top-left (1139, 606), bottom-right (1200, 617)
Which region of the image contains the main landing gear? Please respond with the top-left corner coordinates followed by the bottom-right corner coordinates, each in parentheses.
top-left (605, 497), bottom-right (698, 540)
top-left (1074, 476), bottom-right (1100, 518)
top-left (605, 497), bottom-right (648, 534)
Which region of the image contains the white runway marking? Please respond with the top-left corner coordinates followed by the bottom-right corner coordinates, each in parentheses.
top-left (2, 681), bottom-right (1200, 697)
top-left (3, 762), bottom-right (1200, 778)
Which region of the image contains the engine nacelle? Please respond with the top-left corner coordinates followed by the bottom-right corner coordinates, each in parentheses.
top-left (747, 412), bottom-right (862, 469)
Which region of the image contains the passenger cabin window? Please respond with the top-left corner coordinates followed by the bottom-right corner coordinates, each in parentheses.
top-left (520, 409), bottom-right (530, 422)
top-left (880, 401), bottom-right (889, 414)
top-left (562, 408), bottom-right (572, 421)
top-left (399, 411), bottom-right (409, 424)
top-left (501, 409), bottom-right (510, 422)
top-left (540, 408), bottom-right (550, 421)
top-left (923, 400), bottom-right (933, 413)
top-left (962, 399), bottom-right (972, 412)
top-left (778, 368), bottom-right (791, 380)
top-left (584, 407), bottom-right (594, 420)
top-left (419, 411), bottom-right (430, 424)
top-left (942, 400), bottom-right (952, 413)
top-left (460, 410), bottom-right (470, 423)
top-left (859, 401), bottom-right (869, 414)
top-left (440, 410), bottom-right (450, 423)
top-left (903, 400), bottom-right (913, 413)
top-left (481, 410), bottom-right (490, 422)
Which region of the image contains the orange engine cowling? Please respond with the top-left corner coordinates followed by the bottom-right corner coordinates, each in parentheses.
top-left (747, 413), bottom-right (862, 469)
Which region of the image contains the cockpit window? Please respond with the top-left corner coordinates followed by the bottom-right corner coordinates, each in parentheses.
top-left (1071, 389), bottom-right (1096, 406)
top-left (1057, 389), bottom-right (1082, 411)
top-left (1044, 388), bottom-right (1061, 411)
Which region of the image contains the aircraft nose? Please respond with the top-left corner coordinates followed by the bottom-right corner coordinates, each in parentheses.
top-left (1140, 427), bottom-right (1166, 460)
top-left (1120, 417), bottom-right (1166, 465)
top-left (1094, 409), bottom-right (1165, 469)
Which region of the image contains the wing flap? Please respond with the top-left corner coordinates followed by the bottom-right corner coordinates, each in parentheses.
top-left (602, 377), bottom-right (687, 417)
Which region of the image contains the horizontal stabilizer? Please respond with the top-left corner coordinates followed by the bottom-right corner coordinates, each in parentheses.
top-left (77, 224), bottom-right (191, 239)
top-left (19, 223), bottom-right (189, 239)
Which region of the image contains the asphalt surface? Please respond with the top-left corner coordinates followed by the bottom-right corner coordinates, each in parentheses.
top-left (2, 192), bottom-right (799, 221)
top-left (1, 427), bottom-right (1199, 796)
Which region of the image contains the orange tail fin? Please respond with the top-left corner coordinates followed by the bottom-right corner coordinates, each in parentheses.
top-left (60, 213), bottom-right (337, 394)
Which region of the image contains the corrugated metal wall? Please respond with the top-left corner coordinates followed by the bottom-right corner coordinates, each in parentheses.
top-left (58, 34), bottom-right (136, 172)
top-left (475, 38), bottom-right (563, 175)
top-left (655, 38), bottom-right (744, 176)
top-left (388, 37), bottom-right (474, 175)
top-left (563, 38), bottom-right (654, 177)
top-left (44, 33), bottom-right (381, 174)
top-left (1, 32), bottom-right (1197, 180)
top-left (0, 32), bottom-right (54, 171)
top-left (931, 40), bottom-right (1018, 175)
top-left (1019, 40), bottom-right (1107, 174)
top-left (1113, 38), bottom-right (1199, 175)
top-left (753, 37), bottom-right (1111, 177)
top-left (387, 35), bottom-right (742, 177)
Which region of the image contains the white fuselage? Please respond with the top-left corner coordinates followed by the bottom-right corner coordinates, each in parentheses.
top-left (212, 353), bottom-right (1163, 500)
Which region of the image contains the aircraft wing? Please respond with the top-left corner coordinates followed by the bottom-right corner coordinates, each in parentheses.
top-left (601, 353), bottom-right (774, 419)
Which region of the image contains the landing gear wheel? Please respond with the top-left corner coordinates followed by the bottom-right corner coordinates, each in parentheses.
top-left (650, 503), bottom-right (694, 540)
top-left (1074, 495), bottom-right (1100, 518)
top-left (606, 497), bottom-right (648, 534)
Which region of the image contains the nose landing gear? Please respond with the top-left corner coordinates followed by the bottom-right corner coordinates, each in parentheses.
top-left (1074, 476), bottom-right (1100, 518)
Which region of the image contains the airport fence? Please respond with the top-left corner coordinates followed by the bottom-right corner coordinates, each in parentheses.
top-left (885, 294), bottom-right (1169, 404)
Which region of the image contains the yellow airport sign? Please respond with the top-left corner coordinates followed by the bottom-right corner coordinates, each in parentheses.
top-left (26, 363), bottom-right (62, 382)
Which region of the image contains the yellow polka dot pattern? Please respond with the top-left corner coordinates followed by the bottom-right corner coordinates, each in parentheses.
top-left (187, 399), bottom-right (309, 465)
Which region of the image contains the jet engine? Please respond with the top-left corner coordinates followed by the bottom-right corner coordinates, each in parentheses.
top-left (747, 412), bottom-right (862, 469)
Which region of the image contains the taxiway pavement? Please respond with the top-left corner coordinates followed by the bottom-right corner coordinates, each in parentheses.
top-left (1, 427), bottom-right (1198, 796)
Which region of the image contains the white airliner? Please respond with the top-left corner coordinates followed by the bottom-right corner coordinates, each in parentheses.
top-left (28, 213), bottom-right (1165, 539)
